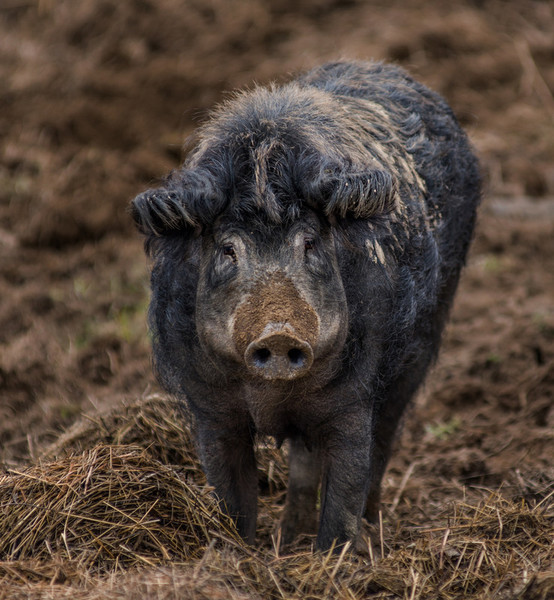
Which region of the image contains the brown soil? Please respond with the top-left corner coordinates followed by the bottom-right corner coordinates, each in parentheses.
top-left (0, 0), bottom-right (553, 598)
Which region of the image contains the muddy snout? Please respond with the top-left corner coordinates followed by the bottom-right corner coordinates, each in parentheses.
top-left (245, 323), bottom-right (314, 380)
top-left (233, 273), bottom-right (320, 381)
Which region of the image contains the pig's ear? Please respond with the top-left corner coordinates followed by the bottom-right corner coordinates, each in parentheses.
top-left (131, 187), bottom-right (198, 236)
top-left (131, 170), bottom-right (223, 236)
top-left (307, 168), bottom-right (398, 219)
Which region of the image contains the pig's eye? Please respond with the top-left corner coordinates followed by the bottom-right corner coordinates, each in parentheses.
top-left (222, 244), bottom-right (237, 263)
top-left (304, 238), bottom-right (315, 252)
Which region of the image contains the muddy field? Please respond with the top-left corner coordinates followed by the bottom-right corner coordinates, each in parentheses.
top-left (0, 0), bottom-right (553, 598)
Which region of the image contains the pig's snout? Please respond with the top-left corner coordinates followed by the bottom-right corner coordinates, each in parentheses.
top-left (233, 272), bottom-right (320, 380)
top-left (245, 324), bottom-right (314, 380)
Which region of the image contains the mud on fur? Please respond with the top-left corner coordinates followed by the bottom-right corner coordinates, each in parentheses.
top-left (131, 60), bottom-right (481, 551)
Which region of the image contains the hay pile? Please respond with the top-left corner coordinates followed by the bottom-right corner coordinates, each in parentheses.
top-left (42, 395), bottom-right (203, 478)
top-left (0, 444), bottom-right (241, 570)
top-left (0, 396), bottom-right (552, 599)
top-left (42, 394), bottom-right (289, 493)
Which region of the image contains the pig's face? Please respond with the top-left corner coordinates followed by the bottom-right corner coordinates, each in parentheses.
top-left (195, 209), bottom-right (348, 383)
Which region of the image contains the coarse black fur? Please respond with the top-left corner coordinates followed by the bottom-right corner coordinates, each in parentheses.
top-left (131, 60), bottom-right (481, 551)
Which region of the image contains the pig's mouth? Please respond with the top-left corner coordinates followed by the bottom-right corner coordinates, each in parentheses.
top-left (244, 323), bottom-right (314, 380)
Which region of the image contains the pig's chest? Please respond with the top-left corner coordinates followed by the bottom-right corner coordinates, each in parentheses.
top-left (243, 384), bottom-right (323, 439)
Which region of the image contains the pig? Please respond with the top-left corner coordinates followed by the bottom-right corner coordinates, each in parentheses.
top-left (131, 60), bottom-right (481, 551)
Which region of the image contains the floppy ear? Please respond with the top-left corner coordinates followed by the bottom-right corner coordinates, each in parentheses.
top-left (131, 187), bottom-right (197, 236)
top-left (305, 167), bottom-right (397, 219)
top-left (130, 170), bottom-right (224, 236)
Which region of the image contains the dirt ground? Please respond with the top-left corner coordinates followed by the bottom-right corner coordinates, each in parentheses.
top-left (0, 0), bottom-right (553, 598)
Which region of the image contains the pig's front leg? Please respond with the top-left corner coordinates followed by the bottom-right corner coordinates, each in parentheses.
top-left (317, 415), bottom-right (371, 551)
top-left (197, 422), bottom-right (258, 544)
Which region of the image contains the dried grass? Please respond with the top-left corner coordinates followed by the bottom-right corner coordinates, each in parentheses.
top-left (42, 394), bottom-right (289, 493)
top-left (42, 395), bottom-right (203, 480)
top-left (0, 396), bottom-right (552, 599)
top-left (0, 444), bottom-right (241, 571)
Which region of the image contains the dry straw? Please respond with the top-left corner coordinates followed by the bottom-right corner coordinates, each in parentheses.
top-left (42, 394), bottom-right (289, 493)
top-left (41, 395), bottom-right (204, 477)
top-left (0, 444), bottom-right (241, 570)
top-left (0, 396), bottom-right (552, 599)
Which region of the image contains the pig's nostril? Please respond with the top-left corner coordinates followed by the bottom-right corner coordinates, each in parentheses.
top-left (287, 348), bottom-right (306, 366)
top-left (253, 348), bottom-right (271, 366)
top-left (244, 327), bottom-right (314, 380)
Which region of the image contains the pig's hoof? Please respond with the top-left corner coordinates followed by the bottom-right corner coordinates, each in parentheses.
top-left (277, 510), bottom-right (318, 549)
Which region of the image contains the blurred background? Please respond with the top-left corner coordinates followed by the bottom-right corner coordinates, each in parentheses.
top-left (0, 0), bottom-right (552, 504)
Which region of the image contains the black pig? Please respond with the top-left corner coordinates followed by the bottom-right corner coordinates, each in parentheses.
top-left (131, 61), bottom-right (480, 551)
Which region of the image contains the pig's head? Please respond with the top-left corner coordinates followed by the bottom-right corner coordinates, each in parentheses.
top-left (131, 85), bottom-right (397, 386)
top-left (194, 210), bottom-right (346, 383)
